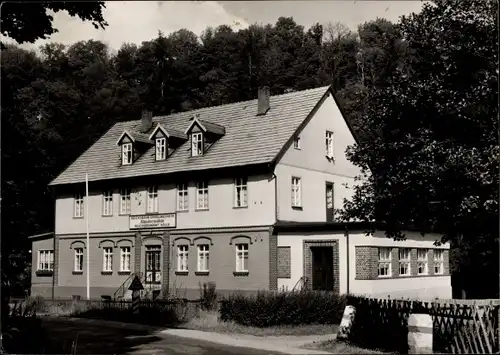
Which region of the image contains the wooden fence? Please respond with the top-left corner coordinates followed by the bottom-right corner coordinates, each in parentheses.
top-left (346, 296), bottom-right (500, 354)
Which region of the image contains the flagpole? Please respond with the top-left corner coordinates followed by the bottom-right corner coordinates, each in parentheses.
top-left (85, 173), bottom-right (90, 300)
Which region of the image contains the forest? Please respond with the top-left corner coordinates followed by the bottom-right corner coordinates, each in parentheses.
top-left (2, 0), bottom-right (498, 299)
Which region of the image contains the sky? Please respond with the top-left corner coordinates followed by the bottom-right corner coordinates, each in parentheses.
top-left (5, 1), bottom-right (426, 53)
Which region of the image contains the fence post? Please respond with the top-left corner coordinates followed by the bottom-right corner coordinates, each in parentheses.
top-left (408, 313), bottom-right (433, 354)
top-left (337, 305), bottom-right (356, 341)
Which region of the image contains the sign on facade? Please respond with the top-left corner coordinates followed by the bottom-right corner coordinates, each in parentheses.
top-left (129, 213), bottom-right (176, 229)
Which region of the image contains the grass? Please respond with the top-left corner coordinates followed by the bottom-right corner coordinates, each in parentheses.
top-left (302, 339), bottom-right (394, 354)
top-left (182, 310), bottom-right (339, 337)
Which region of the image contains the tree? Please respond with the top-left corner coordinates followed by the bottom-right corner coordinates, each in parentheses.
top-left (340, 0), bottom-right (499, 298)
top-left (1, 2), bottom-right (107, 44)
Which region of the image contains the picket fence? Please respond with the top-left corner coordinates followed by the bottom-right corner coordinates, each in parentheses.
top-left (347, 296), bottom-right (500, 354)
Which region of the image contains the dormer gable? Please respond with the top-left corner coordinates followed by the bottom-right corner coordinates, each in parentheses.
top-left (184, 114), bottom-right (226, 157)
top-left (149, 123), bottom-right (188, 161)
top-left (116, 129), bottom-right (153, 165)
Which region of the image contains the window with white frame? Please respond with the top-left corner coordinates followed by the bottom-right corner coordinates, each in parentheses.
top-left (191, 132), bottom-right (203, 156)
top-left (155, 137), bottom-right (167, 160)
top-left (378, 247), bottom-right (391, 277)
top-left (236, 243), bottom-right (249, 272)
top-left (417, 249), bottom-right (428, 275)
top-left (147, 186), bottom-right (158, 213)
top-left (103, 247), bottom-right (113, 272)
top-left (120, 246), bottom-right (131, 272)
top-left (38, 250), bottom-right (54, 271)
top-left (234, 177), bottom-right (248, 207)
top-left (74, 193), bottom-right (84, 218)
top-left (102, 190), bottom-right (113, 216)
top-left (197, 245), bottom-right (209, 272)
top-left (120, 188), bottom-right (131, 215)
top-left (196, 181), bottom-right (209, 210)
top-left (291, 177), bottom-right (302, 207)
top-left (293, 135), bottom-right (301, 149)
top-left (177, 184), bottom-right (188, 211)
top-left (74, 248), bottom-right (84, 272)
top-left (177, 245), bottom-right (189, 271)
top-left (399, 248), bottom-right (411, 276)
top-left (434, 249), bottom-right (444, 274)
top-left (325, 131), bottom-right (334, 158)
top-left (122, 143), bottom-right (133, 165)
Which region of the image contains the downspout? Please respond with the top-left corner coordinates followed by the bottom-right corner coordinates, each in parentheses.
top-left (345, 225), bottom-right (350, 295)
top-left (268, 163), bottom-right (278, 223)
top-left (51, 186), bottom-right (56, 301)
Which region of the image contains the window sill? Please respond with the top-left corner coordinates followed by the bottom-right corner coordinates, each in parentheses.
top-left (73, 216), bottom-right (84, 219)
top-left (233, 271), bottom-right (249, 277)
top-left (195, 271), bottom-right (209, 276)
top-left (176, 209), bottom-right (189, 213)
top-left (146, 212), bottom-right (159, 215)
top-left (195, 208), bottom-right (209, 212)
top-left (118, 271), bottom-right (131, 276)
top-left (292, 206), bottom-right (303, 210)
top-left (119, 213), bottom-right (131, 216)
top-left (72, 271), bottom-right (83, 275)
top-left (36, 270), bottom-right (53, 277)
top-left (101, 271), bottom-right (113, 275)
top-left (233, 205), bottom-right (248, 209)
top-left (175, 271), bottom-right (189, 276)
top-left (102, 214), bottom-right (113, 218)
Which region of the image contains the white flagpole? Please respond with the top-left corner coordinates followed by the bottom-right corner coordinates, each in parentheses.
top-left (85, 173), bottom-right (90, 300)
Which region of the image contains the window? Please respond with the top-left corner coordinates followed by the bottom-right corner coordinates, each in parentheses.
top-left (325, 131), bottom-right (334, 158)
top-left (293, 135), bottom-right (301, 149)
top-left (234, 177), bottom-right (248, 207)
top-left (147, 186), bottom-right (158, 213)
top-left (122, 143), bottom-right (133, 165)
top-left (196, 181), bottom-right (209, 210)
top-left (191, 132), bottom-right (203, 156)
top-left (102, 190), bottom-right (113, 216)
top-left (155, 138), bottom-right (167, 160)
top-left (399, 248), bottom-right (411, 276)
top-left (378, 247), bottom-right (391, 277)
top-left (197, 245), bottom-right (210, 272)
top-left (417, 249), bottom-right (428, 275)
top-left (74, 193), bottom-right (84, 218)
top-left (177, 245), bottom-right (189, 271)
top-left (236, 244), bottom-right (249, 272)
top-left (74, 248), bottom-right (84, 272)
top-left (291, 177), bottom-right (302, 207)
top-left (177, 184), bottom-right (188, 211)
top-left (120, 247), bottom-right (131, 272)
top-left (120, 188), bottom-right (131, 215)
top-left (434, 249), bottom-right (444, 274)
top-left (38, 250), bottom-right (54, 271)
top-left (103, 247), bottom-right (113, 272)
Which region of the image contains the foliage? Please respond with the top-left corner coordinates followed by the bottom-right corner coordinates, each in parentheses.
top-left (198, 282), bottom-right (218, 311)
top-left (219, 291), bottom-right (347, 327)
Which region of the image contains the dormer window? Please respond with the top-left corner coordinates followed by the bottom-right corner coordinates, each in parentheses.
top-left (122, 143), bottom-right (133, 165)
top-left (191, 132), bottom-right (203, 157)
top-left (155, 138), bottom-right (167, 160)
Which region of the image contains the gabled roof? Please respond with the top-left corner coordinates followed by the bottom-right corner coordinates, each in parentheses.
top-left (149, 124), bottom-right (188, 140)
top-left (116, 129), bottom-right (153, 145)
top-left (49, 86), bottom-right (336, 186)
top-left (184, 116), bottom-right (226, 136)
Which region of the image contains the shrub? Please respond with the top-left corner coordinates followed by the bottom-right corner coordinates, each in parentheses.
top-left (219, 290), bottom-right (347, 327)
top-left (199, 282), bottom-right (217, 311)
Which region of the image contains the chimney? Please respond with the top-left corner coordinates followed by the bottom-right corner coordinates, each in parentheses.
top-left (140, 110), bottom-right (153, 133)
top-left (257, 86), bottom-right (270, 116)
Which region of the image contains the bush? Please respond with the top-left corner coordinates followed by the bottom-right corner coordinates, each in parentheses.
top-left (219, 290), bottom-right (347, 327)
top-left (199, 282), bottom-right (217, 311)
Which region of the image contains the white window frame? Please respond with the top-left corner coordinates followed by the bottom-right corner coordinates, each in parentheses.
top-left (293, 135), bottom-right (301, 149)
top-left (398, 248), bottom-right (411, 276)
top-left (177, 183), bottom-right (189, 211)
top-left (177, 245), bottom-right (189, 272)
top-left (325, 130), bottom-right (334, 159)
top-left (417, 249), bottom-right (428, 275)
top-left (155, 137), bottom-right (167, 160)
top-left (434, 249), bottom-right (444, 275)
top-left (102, 247), bottom-right (113, 272)
top-left (38, 250), bottom-right (54, 271)
top-left (74, 248), bottom-right (84, 272)
top-left (147, 186), bottom-right (158, 213)
top-left (291, 177), bottom-right (302, 207)
top-left (235, 243), bottom-right (249, 272)
top-left (378, 247), bottom-right (391, 277)
top-left (74, 193), bottom-right (84, 218)
top-left (122, 142), bottom-right (133, 165)
top-left (234, 177), bottom-right (248, 208)
top-left (102, 190), bottom-right (113, 216)
top-left (191, 132), bottom-right (203, 156)
top-left (120, 246), bottom-right (131, 272)
top-left (196, 181), bottom-right (209, 210)
top-left (197, 245), bottom-right (210, 272)
top-left (120, 188), bottom-right (131, 215)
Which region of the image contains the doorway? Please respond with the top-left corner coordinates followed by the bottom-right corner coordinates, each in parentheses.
top-left (145, 245), bottom-right (161, 285)
top-left (311, 246), bottom-right (334, 291)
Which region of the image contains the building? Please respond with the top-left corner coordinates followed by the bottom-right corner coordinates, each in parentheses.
top-left (30, 86), bottom-right (452, 300)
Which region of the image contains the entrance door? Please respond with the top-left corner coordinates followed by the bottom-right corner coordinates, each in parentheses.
top-left (145, 245), bottom-right (161, 285)
top-left (311, 247), bottom-right (334, 291)
top-left (326, 182), bottom-right (334, 222)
